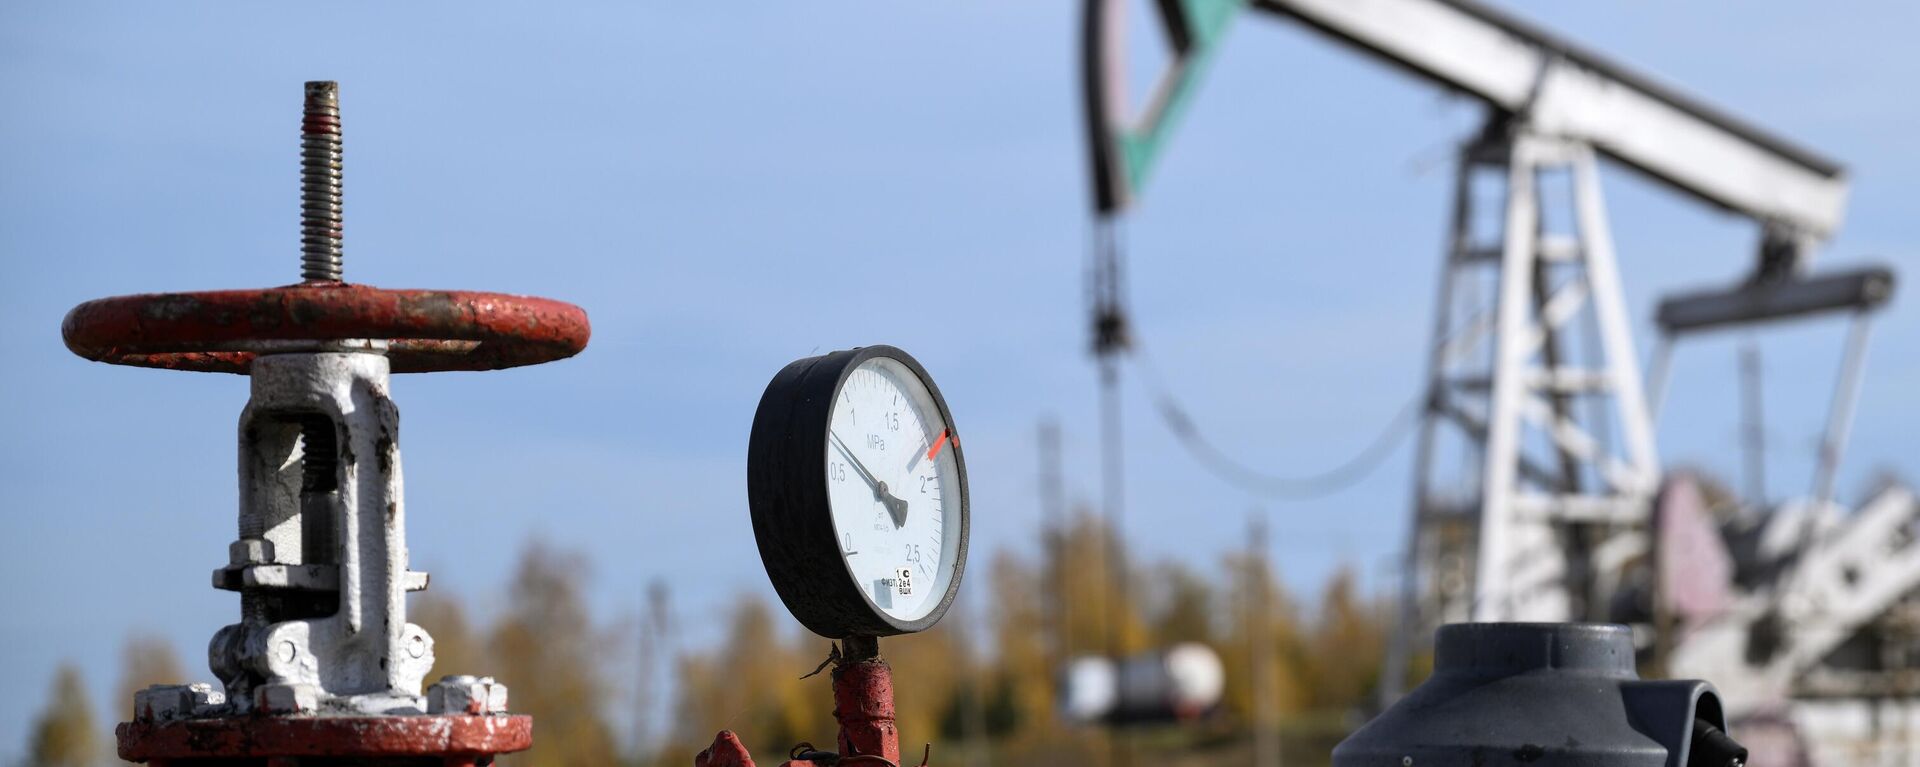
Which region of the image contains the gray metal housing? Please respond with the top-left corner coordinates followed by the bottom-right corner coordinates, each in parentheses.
top-left (1337, 623), bottom-right (1729, 766)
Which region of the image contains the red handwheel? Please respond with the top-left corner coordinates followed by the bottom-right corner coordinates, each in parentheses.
top-left (63, 283), bottom-right (590, 374)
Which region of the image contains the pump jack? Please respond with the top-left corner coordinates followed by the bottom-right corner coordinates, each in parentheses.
top-left (1082, 0), bottom-right (1914, 761)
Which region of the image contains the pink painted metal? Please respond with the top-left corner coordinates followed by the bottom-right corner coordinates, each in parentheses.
top-left (696, 730), bottom-right (765, 767)
top-left (1655, 473), bottom-right (1734, 629)
top-left (62, 283), bottom-right (590, 374)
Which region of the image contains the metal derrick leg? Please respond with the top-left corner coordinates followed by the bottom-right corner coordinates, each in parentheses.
top-left (1384, 129), bottom-right (1661, 703)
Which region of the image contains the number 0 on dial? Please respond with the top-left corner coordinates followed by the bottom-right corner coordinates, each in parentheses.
top-left (748, 345), bottom-right (969, 637)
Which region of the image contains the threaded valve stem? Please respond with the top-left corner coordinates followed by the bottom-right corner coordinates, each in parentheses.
top-left (300, 81), bottom-right (343, 283)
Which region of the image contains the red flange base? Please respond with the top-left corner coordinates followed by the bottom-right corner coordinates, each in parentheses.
top-left (118, 713), bottom-right (532, 766)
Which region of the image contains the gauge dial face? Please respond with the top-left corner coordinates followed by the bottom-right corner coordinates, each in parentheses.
top-left (824, 357), bottom-right (962, 623)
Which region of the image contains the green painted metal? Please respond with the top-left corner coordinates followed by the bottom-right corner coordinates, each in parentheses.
top-left (1116, 0), bottom-right (1246, 201)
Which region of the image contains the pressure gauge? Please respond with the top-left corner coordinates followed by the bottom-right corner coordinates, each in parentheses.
top-left (748, 345), bottom-right (969, 638)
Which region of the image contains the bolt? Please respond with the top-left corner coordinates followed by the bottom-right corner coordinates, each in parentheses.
top-left (134, 683), bottom-right (226, 722)
top-left (301, 81), bottom-right (344, 283)
top-left (428, 675), bottom-right (509, 715)
top-left (228, 538), bottom-right (275, 566)
top-left (257, 683), bottom-right (318, 714)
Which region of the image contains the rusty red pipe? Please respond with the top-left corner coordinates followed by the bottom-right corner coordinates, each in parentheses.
top-left (696, 636), bottom-right (910, 767)
top-left (832, 649), bottom-right (900, 764)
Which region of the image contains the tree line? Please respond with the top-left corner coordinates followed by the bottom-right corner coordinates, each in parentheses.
top-left (23, 512), bottom-right (1399, 767)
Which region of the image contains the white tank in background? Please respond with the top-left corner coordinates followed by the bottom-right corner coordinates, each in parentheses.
top-left (1059, 643), bottom-right (1224, 725)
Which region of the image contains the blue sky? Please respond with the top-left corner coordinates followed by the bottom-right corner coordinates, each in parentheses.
top-left (2, 1), bottom-right (1915, 754)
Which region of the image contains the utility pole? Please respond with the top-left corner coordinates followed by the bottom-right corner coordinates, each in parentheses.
top-left (1249, 512), bottom-right (1281, 767)
top-left (1040, 418), bottom-right (1070, 667)
top-left (1739, 341), bottom-right (1766, 507)
top-left (637, 579), bottom-right (672, 761)
top-left (1090, 214), bottom-right (1133, 767)
top-left (961, 596), bottom-right (990, 767)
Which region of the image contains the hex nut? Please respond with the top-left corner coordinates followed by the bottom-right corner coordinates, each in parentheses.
top-left (428, 675), bottom-right (509, 715)
top-left (256, 683), bottom-right (318, 714)
top-left (228, 538), bottom-right (275, 566)
top-left (133, 683), bottom-right (226, 722)
top-left (132, 685), bottom-right (183, 723)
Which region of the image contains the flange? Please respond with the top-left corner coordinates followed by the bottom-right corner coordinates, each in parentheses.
top-left (119, 714), bottom-right (532, 765)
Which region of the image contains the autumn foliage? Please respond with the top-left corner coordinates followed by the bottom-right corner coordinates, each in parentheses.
top-left (26, 516), bottom-right (1392, 767)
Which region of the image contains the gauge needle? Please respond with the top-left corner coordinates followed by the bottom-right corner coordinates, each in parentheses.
top-left (906, 428), bottom-right (949, 473)
top-left (830, 431), bottom-right (909, 528)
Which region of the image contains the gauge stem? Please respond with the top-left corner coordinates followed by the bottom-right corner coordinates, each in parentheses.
top-left (842, 634), bottom-right (880, 661)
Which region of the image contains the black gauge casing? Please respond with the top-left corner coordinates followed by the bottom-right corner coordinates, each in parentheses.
top-left (747, 345), bottom-right (970, 638)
